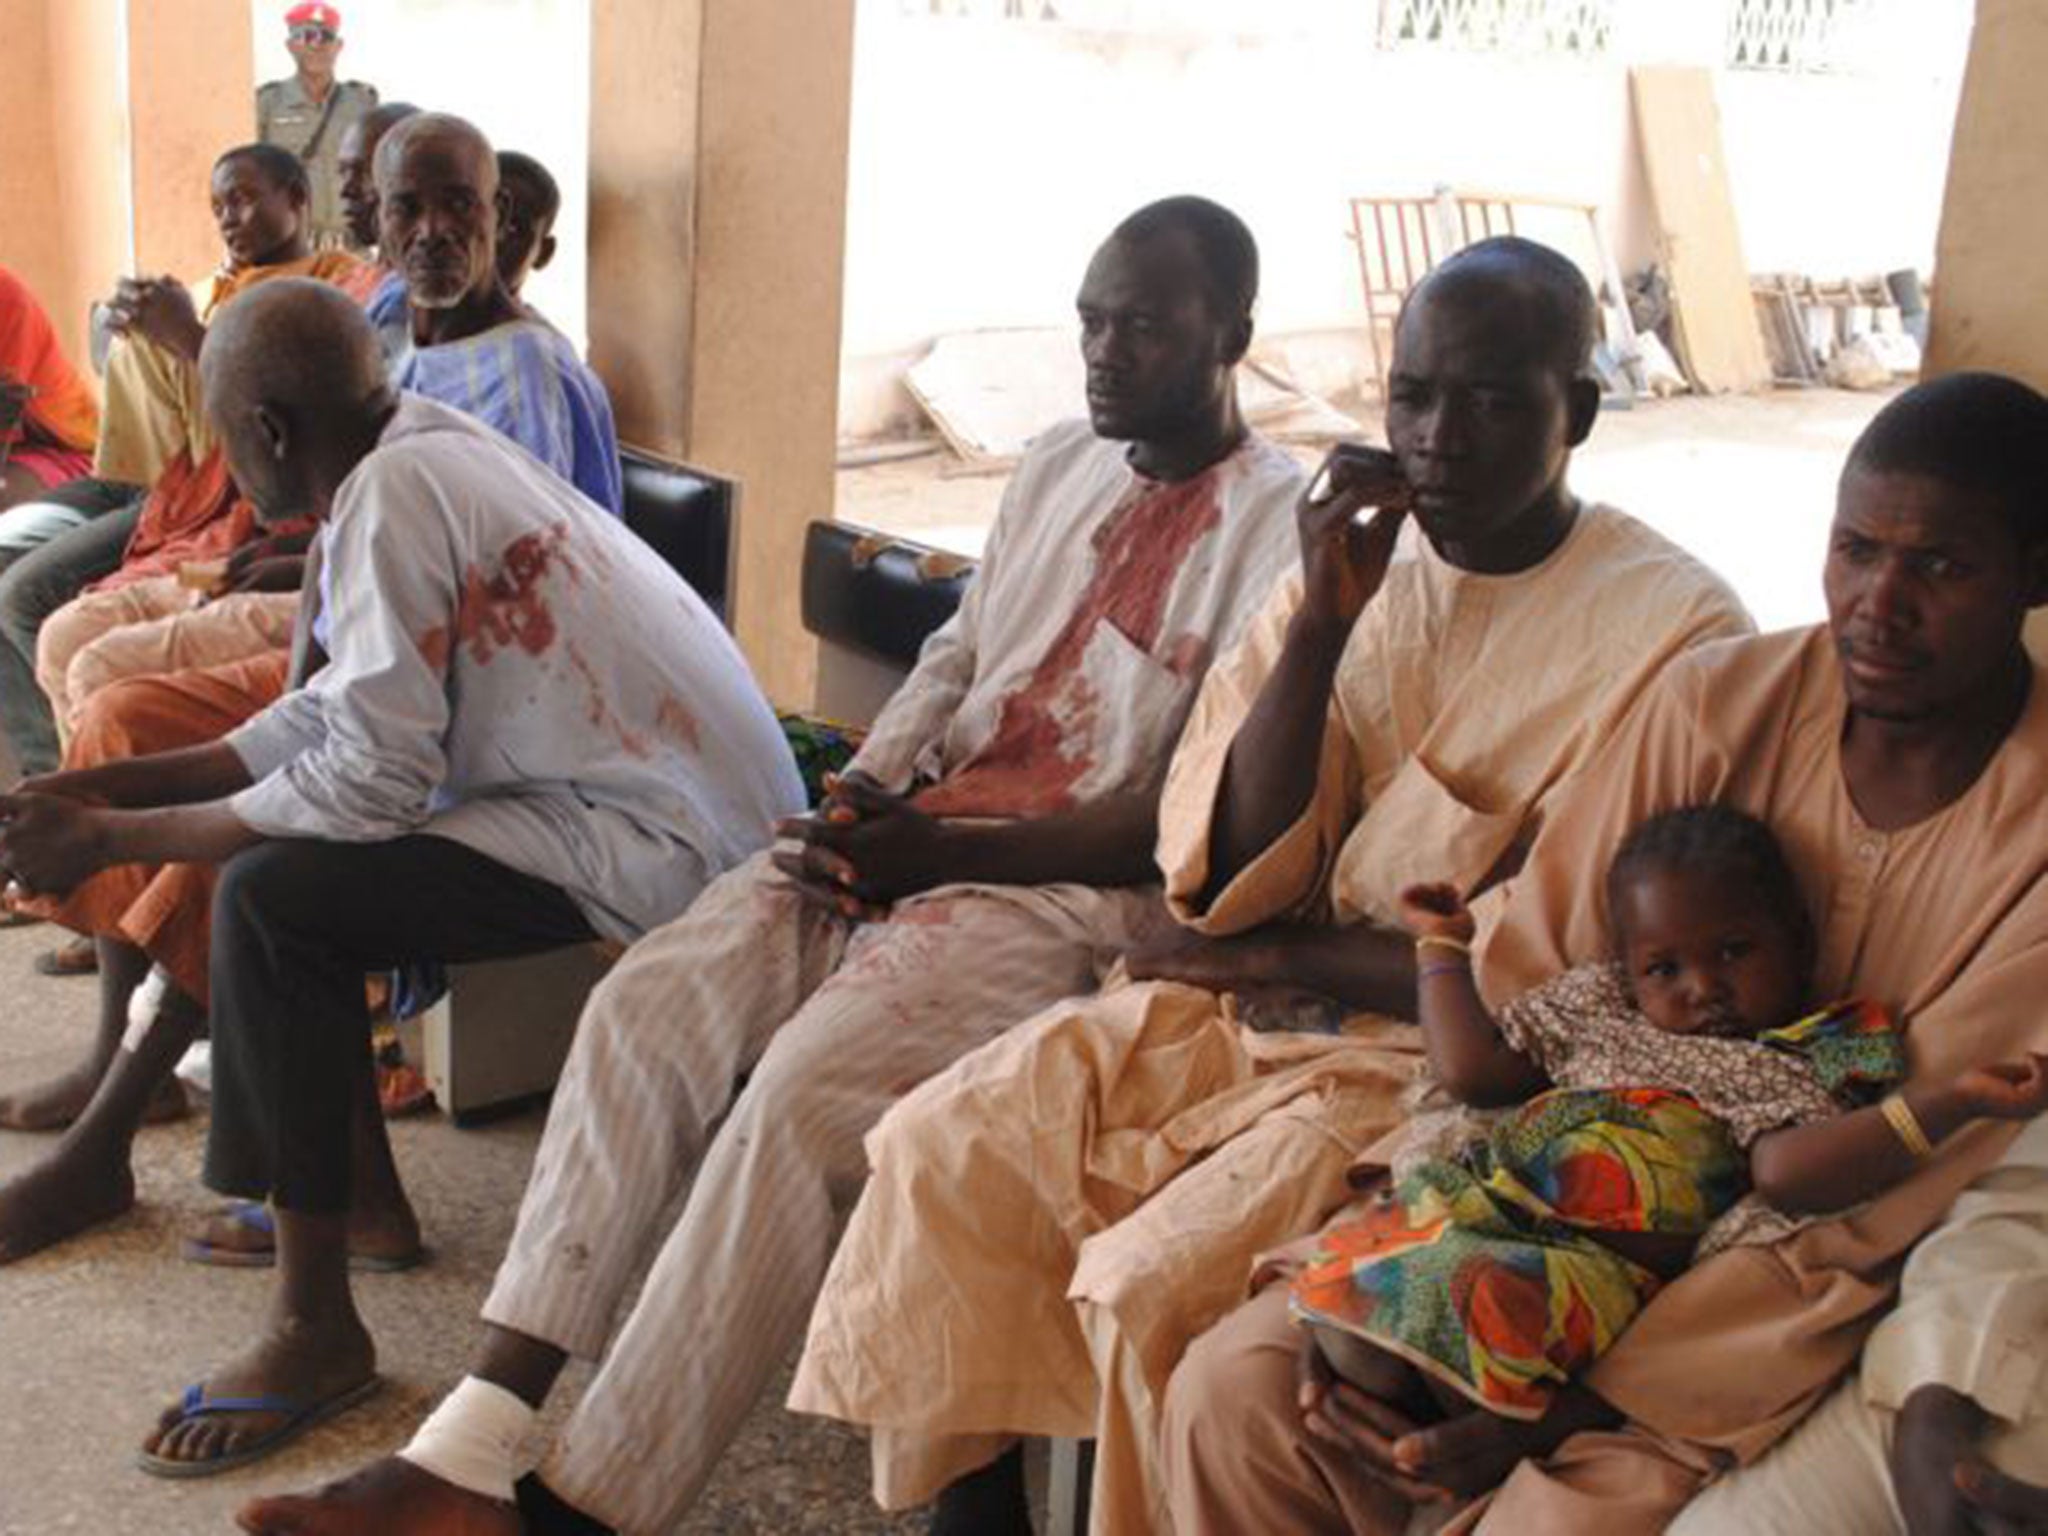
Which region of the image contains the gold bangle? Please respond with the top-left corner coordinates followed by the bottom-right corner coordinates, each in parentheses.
top-left (1415, 934), bottom-right (1472, 957)
top-left (1881, 1093), bottom-right (1934, 1160)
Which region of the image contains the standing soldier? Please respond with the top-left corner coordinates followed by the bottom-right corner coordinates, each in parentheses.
top-left (255, 4), bottom-right (379, 251)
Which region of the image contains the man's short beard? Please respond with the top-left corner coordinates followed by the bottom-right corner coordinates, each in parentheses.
top-left (407, 281), bottom-right (470, 311)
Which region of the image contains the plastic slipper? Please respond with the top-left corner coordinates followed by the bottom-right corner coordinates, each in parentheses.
top-left (136, 1376), bottom-right (381, 1479)
top-left (33, 938), bottom-right (97, 978)
top-left (377, 1061), bottom-right (435, 1118)
top-left (180, 1201), bottom-right (426, 1274)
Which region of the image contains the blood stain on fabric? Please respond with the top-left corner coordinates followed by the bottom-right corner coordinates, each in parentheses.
top-left (416, 625), bottom-right (451, 672)
top-left (914, 469), bottom-right (1223, 819)
top-left (442, 523), bottom-right (573, 665)
top-left (564, 638), bottom-right (652, 759)
top-left (655, 698), bottom-right (700, 751)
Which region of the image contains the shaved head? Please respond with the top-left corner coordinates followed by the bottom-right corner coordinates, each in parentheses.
top-left (1405, 235), bottom-right (1599, 384)
top-left (200, 278), bottom-right (395, 521)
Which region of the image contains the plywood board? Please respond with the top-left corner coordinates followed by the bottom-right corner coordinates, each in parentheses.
top-left (1630, 66), bottom-right (1773, 393)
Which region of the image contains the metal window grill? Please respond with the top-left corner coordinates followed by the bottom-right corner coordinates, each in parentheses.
top-left (904, 0), bottom-right (1061, 19)
top-left (1725, 0), bottom-right (1885, 73)
top-left (1375, 0), bottom-right (1615, 56)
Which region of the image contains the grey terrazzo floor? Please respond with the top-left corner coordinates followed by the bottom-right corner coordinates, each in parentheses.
top-left (0, 923), bottom-right (929, 1535)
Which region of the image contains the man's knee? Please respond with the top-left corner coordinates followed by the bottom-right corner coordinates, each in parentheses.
top-left (66, 676), bottom-right (168, 765)
top-left (0, 554), bottom-right (49, 644)
top-left (1164, 1288), bottom-right (1300, 1465)
top-left (212, 840), bottom-right (334, 949)
top-left (33, 595), bottom-right (96, 683)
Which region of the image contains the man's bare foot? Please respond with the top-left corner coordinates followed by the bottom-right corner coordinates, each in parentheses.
top-left (187, 1201), bottom-right (425, 1271)
top-left (0, 1065), bottom-right (187, 1132)
top-left (237, 1457), bottom-right (521, 1535)
top-left (0, 1146), bottom-right (135, 1262)
top-left (142, 1312), bottom-right (377, 1474)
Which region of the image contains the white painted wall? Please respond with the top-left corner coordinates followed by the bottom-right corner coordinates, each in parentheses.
top-left (838, 0), bottom-right (1970, 438)
top-left (248, 0), bottom-right (591, 352)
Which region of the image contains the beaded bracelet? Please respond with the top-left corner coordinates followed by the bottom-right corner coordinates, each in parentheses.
top-left (1418, 959), bottom-right (1471, 981)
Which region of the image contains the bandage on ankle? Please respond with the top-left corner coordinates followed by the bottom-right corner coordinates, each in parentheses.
top-left (120, 967), bottom-right (171, 1053)
top-left (397, 1374), bottom-right (535, 1504)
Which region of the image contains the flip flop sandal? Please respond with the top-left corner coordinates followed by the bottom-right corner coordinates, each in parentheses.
top-left (136, 1376), bottom-right (381, 1480)
top-left (377, 1061), bottom-right (435, 1118)
top-left (33, 938), bottom-right (98, 977)
top-left (180, 1200), bottom-right (426, 1274)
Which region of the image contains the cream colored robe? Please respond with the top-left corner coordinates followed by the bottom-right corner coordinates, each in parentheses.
top-left (788, 503), bottom-right (1753, 1531)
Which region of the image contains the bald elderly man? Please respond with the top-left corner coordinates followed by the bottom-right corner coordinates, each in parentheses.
top-left (0, 279), bottom-right (802, 1477)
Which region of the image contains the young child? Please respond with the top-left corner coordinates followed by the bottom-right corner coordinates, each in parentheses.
top-left (1290, 804), bottom-right (2048, 1422)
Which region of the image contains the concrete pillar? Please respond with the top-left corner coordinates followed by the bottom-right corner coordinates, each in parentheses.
top-left (0, 0), bottom-right (128, 371)
top-left (589, 0), bottom-right (855, 708)
top-left (1924, 0), bottom-right (2048, 392)
top-left (1922, 0), bottom-right (2048, 660)
top-left (0, 2), bottom-right (71, 331)
top-left (125, 0), bottom-right (256, 284)
top-left (0, 0), bottom-right (252, 370)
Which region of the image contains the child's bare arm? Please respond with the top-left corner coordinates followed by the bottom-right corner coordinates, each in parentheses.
top-left (1751, 1052), bottom-right (2048, 1214)
top-left (1402, 883), bottom-right (1549, 1108)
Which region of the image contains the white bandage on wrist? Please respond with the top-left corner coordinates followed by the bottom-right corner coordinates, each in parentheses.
top-left (397, 1374), bottom-right (535, 1504)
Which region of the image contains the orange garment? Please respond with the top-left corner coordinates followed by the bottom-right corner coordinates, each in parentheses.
top-left (0, 264), bottom-right (99, 453)
top-left (32, 650), bottom-right (291, 1003)
top-left (89, 250), bottom-right (376, 594)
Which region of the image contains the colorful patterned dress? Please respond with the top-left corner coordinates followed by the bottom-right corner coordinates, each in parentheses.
top-left (1288, 963), bottom-right (1904, 1419)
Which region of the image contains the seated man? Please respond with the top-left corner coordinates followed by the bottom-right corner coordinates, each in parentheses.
top-left (37, 118), bottom-right (618, 740)
top-left (0, 123), bottom-right (622, 1202)
top-left (239, 194), bottom-right (1305, 1536)
top-left (0, 263), bottom-right (99, 514)
top-left (334, 100), bottom-right (422, 359)
top-left (787, 237), bottom-right (1753, 1534)
top-left (1668, 1113), bottom-right (2048, 1534)
top-left (381, 118), bottom-right (619, 516)
top-left (495, 150), bottom-right (561, 301)
top-left (0, 279), bottom-right (804, 1477)
top-left (0, 143), bottom-right (377, 774)
top-left (1160, 372), bottom-right (2048, 1534)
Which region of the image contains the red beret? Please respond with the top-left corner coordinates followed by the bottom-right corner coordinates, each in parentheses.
top-left (285, 3), bottom-right (341, 30)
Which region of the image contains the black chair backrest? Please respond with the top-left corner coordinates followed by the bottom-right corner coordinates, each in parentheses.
top-left (800, 520), bottom-right (976, 670)
top-left (621, 447), bottom-right (735, 622)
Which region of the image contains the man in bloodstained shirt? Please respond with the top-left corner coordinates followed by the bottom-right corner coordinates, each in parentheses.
top-left (236, 196), bottom-right (1303, 1536)
top-left (0, 277), bottom-right (800, 1478)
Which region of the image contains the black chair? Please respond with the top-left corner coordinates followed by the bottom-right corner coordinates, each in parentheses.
top-left (621, 447), bottom-right (735, 622)
top-left (800, 519), bottom-right (974, 669)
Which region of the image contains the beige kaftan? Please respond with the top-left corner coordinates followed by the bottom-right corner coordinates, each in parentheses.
top-left (1459, 626), bottom-right (2048, 1532)
top-left (788, 503), bottom-right (1752, 1531)
top-left (1160, 627), bottom-right (2048, 1536)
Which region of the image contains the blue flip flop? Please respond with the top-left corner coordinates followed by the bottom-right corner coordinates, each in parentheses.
top-left (181, 1200), bottom-right (426, 1273)
top-left (136, 1375), bottom-right (381, 1479)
